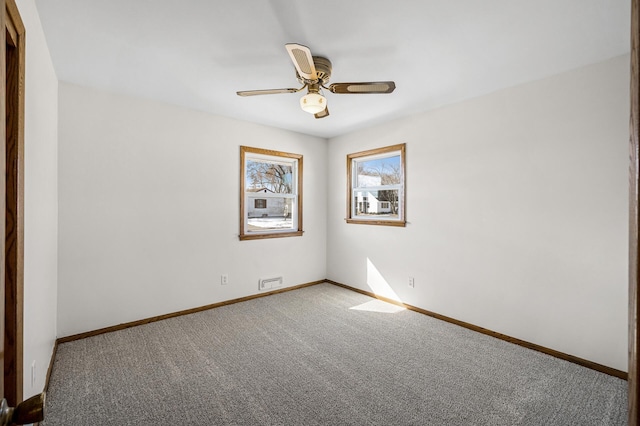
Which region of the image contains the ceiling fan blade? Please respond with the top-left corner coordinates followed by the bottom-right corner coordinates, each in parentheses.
top-left (285, 43), bottom-right (318, 81)
top-left (236, 87), bottom-right (302, 97)
top-left (328, 81), bottom-right (396, 94)
top-left (314, 107), bottom-right (329, 119)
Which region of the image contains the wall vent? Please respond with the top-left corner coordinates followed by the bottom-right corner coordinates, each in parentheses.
top-left (259, 276), bottom-right (283, 291)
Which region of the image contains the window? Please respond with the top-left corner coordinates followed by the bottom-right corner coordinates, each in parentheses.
top-left (240, 146), bottom-right (303, 240)
top-left (347, 143), bottom-right (405, 226)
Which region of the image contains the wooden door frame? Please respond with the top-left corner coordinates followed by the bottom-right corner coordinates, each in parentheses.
top-left (1, 0), bottom-right (25, 407)
top-left (632, 0), bottom-right (640, 424)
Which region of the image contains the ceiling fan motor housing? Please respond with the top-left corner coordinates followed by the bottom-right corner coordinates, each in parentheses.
top-left (296, 56), bottom-right (332, 85)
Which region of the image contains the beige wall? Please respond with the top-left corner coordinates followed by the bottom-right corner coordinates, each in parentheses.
top-left (17, 0), bottom-right (59, 398)
top-left (57, 83), bottom-right (327, 336)
top-left (327, 55), bottom-right (630, 371)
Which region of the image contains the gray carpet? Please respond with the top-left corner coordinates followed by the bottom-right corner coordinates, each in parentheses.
top-left (43, 283), bottom-right (627, 425)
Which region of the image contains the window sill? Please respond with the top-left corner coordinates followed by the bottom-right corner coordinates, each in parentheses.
top-left (239, 230), bottom-right (304, 241)
top-left (346, 219), bottom-right (406, 227)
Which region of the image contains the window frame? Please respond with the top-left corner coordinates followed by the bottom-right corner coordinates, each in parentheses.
top-left (240, 146), bottom-right (303, 240)
top-left (346, 143), bottom-right (406, 227)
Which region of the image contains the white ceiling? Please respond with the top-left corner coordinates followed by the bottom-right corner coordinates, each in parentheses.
top-left (35, 0), bottom-right (630, 139)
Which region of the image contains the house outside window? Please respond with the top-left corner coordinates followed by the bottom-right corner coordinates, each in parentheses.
top-left (240, 146), bottom-right (303, 240)
top-left (347, 144), bottom-right (406, 226)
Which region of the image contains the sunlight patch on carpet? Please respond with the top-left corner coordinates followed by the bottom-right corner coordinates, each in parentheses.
top-left (349, 299), bottom-right (406, 313)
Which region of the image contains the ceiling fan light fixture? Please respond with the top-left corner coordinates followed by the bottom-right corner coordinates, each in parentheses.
top-left (300, 92), bottom-right (326, 114)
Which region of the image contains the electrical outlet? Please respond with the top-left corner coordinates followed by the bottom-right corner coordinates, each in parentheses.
top-left (221, 274), bottom-right (229, 285)
top-left (408, 277), bottom-right (415, 288)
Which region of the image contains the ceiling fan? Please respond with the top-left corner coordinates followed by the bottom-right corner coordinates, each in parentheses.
top-left (236, 43), bottom-right (396, 119)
